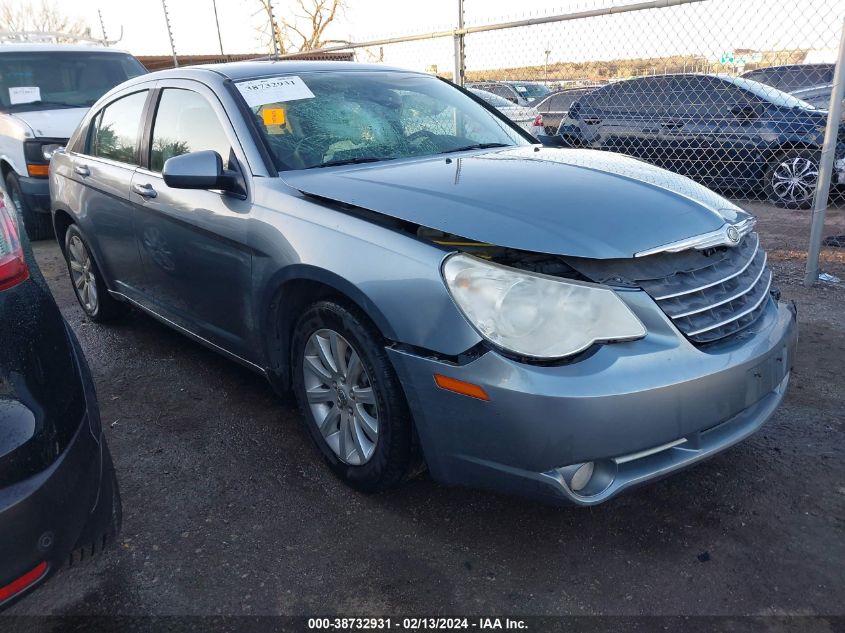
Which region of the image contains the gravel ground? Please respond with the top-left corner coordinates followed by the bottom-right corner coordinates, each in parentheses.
top-left (3, 198), bottom-right (844, 625)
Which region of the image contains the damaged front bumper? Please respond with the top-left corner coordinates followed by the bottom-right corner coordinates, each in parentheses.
top-left (387, 292), bottom-right (797, 506)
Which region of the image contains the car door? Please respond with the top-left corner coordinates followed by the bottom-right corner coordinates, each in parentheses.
top-left (69, 89), bottom-right (150, 296)
top-left (589, 78), bottom-right (664, 161)
top-left (658, 76), bottom-right (717, 180)
top-left (660, 76), bottom-right (761, 186)
top-left (130, 81), bottom-right (255, 361)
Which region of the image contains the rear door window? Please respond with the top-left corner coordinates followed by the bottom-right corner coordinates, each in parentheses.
top-left (88, 91), bottom-right (148, 165)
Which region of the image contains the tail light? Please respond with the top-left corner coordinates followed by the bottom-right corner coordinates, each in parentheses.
top-left (533, 114), bottom-right (543, 127)
top-left (0, 193), bottom-right (29, 291)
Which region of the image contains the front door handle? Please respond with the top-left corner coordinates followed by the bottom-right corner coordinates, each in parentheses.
top-left (582, 117), bottom-right (602, 125)
top-left (74, 165), bottom-right (90, 177)
top-left (132, 183), bottom-right (157, 199)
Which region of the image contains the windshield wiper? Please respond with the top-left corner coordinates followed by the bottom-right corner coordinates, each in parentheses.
top-left (309, 157), bottom-right (384, 169)
top-left (438, 142), bottom-right (511, 155)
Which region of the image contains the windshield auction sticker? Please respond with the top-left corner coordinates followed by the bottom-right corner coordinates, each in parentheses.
top-left (237, 76), bottom-right (315, 107)
top-left (9, 86), bottom-right (41, 105)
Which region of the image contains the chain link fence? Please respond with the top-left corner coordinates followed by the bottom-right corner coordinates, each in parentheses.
top-left (285, 0), bottom-right (844, 283)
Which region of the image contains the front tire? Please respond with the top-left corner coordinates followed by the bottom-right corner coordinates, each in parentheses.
top-left (63, 224), bottom-right (126, 322)
top-left (765, 149), bottom-right (820, 209)
top-left (291, 300), bottom-right (412, 492)
top-left (5, 172), bottom-right (53, 240)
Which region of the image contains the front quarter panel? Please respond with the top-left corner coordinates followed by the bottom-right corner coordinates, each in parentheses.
top-left (251, 180), bottom-right (481, 358)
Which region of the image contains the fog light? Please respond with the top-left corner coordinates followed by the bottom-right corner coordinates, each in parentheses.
top-left (570, 462), bottom-right (595, 492)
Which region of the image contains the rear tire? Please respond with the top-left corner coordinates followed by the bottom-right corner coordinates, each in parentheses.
top-left (291, 300), bottom-right (412, 493)
top-left (5, 171), bottom-right (53, 240)
top-left (63, 224), bottom-right (127, 322)
top-left (764, 149), bottom-right (820, 210)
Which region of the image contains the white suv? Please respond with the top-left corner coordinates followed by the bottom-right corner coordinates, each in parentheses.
top-left (0, 44), bottom-right (145, 239)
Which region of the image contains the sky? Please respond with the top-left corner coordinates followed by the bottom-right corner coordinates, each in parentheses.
top-left (32, 0), bottom-right (845, 73)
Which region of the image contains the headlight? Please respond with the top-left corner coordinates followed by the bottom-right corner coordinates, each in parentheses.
top-left (41, 143), bottom-right (64, 161)
top-left (442, 253), bottom-right (646, 359)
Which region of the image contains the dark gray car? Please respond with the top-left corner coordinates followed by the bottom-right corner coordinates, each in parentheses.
top-left (49, 62), bottom-right (797, 505)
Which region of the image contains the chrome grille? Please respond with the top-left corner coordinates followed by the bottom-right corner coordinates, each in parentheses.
top-left (637, 232), bottom-right (773, 344)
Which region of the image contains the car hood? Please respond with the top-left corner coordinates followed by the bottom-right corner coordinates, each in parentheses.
top-left (282, 147), bottom-right (748, 259)
top-left (11, 107), bottom-right (87, 138)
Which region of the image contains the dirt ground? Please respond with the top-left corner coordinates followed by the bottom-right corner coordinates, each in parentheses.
top-left (3, 197), bottom-right (844, 628)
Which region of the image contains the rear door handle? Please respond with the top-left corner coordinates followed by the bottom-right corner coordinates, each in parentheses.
top-left (74, 165), bottom-right (90, 177)
top-left (661, 120), bottom-right (684, 129)
top-left (132, 183), bottom-right (157, 199)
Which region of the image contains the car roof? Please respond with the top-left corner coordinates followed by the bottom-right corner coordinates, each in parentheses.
top-left (470, 80), bottom-right (545, 86)
top-left (0, 43), bottom-right (134, 54)
top-left (742, 63), bottom-right (835, 74)
top-left (153, 60), bottom-right (415, 82)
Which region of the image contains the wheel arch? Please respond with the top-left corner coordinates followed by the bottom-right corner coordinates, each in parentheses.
top-left (0, 158), bottom-right (14, 181)
top-left (769, 140), bottom-right (820, 158)
top-left (52, 207), bottom-right (76, 254)
top-left (261, 265), bottom-right (399, 392)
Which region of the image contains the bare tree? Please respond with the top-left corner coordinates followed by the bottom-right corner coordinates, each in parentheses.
top-left (0, 0), bottom-right (91, 41)
top-left (255, 0), bottom-right (347, 54)
top-left (285, 0), bottom-right (347, 51)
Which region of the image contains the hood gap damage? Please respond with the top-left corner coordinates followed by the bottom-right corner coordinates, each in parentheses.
top-left (300, 191), bottom-right (591, 283)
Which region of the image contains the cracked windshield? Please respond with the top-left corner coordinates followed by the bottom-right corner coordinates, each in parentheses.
top-left (238, 71), bottom-right (529, 170)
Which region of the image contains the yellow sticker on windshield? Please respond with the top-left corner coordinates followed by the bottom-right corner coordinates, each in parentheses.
top-left (262, 107), bottom-right (286, 126)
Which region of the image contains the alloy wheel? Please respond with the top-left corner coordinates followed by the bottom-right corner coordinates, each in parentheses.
top-left (302, 328), bottom-right (379, 466)
top-left (68, 234), bottom-right (98, 314)
top-left (771, 156), bottom-right (818, 207)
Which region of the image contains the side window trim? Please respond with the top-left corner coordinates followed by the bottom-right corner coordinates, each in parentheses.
top-left (138, 85), bottom-right (161, 171)
top-left (85, 110), bottom-right (103, 155)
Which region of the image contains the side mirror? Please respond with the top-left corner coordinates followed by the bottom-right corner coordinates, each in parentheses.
top-left (730, 103), bottom-right (760, 121)
top-left (162, 150), bottom-right (242, 194)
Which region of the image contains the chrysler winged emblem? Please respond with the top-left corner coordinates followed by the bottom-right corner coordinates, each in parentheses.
top-left (635, 216), bottom-right (757, 257)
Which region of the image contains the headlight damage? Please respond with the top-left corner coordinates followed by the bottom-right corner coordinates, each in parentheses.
top-left (442, 253), bottom-right (646, 360)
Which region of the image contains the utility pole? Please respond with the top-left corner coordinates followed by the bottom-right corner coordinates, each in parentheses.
top-left (544, 44), bottom-right (551, 84)
top-left (267, 0), bottom-right (280, 57)
top-left (161, 0), bottom-right (178, 67)
top-left (97, 9), bottom-right (108, 46)
top-left (452, 0), bottom-right (465, 86)
top-left (212, 0), bottom-right (224, 55)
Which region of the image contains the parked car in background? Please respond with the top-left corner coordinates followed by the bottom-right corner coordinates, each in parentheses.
top-left (469, 88), bottom-right (543, 137)
top-left (0, 192), bottom-right (120, 609)
top-left (51, 61), bottom-right (796, 506)
top-left (742, 63), bottom-right (834, 92)
top-left (466, 80), bottom-right (551, 106)
top-left (533, 87), bottom-right (596, 135)
top-left (742, 64), bottom-right (839, 109)
top-left (0, 44), bottom-right (146, 240)
top-left (557, 73), bottom-right (845, 208)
